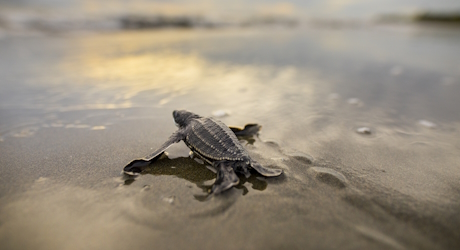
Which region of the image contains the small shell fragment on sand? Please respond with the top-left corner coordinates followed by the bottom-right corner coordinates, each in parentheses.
top-left (418, 120), bottom-right (436, 129)
top-left (162, 196), bottom-right (175, 204)
top-left (347, 98), bottom-right (363, 106)
top-left (356, 127), bottom-right (372, 135)
top-left (212, 110), bottom-right (231, 118)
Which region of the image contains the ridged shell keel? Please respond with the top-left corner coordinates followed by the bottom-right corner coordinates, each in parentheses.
top-left (185, 117), bottom-right (248, 162)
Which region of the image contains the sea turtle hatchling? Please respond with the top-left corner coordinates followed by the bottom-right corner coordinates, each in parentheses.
top-left (123, 110), bottom-right (283, 194)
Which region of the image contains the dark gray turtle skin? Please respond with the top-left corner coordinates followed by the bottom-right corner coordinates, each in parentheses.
top-left (123, 110), bottom-right (283, 194)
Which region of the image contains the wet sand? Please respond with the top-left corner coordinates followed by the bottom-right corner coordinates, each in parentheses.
top-left (1, 26), bottom-right (460, 249)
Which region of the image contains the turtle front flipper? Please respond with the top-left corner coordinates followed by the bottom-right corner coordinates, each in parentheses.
top-left (123, 130), bottom-right (184, 175)
top-left (250, 161), bottom-right (283, 177)
top-left (211, 161), bottom-right (240, 194)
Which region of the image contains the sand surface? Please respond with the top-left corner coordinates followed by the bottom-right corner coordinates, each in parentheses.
top-left (1, 26), bottom-right (460, 249)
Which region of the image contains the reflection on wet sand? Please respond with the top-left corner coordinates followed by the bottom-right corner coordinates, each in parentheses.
top-left (123, 156), bottom-right (268, 201)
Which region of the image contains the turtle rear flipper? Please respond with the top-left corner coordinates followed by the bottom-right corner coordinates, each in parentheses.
top-left (123, 130), bottom-right (184, 175)
top-left (250, 161), bottom-right (283, 177)
top-left (229, 124), bottom-right (261, 137)
top-left (211, 161), bottom-right (240, 194)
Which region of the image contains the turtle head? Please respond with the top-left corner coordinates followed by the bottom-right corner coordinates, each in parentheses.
top-left (173, 110), bottom-right (200, 128)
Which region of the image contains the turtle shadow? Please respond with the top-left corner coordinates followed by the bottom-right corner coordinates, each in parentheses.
top-left (123, 156), bottom-right (268, 202)
top-left (193, 173), bottom-right (269, 202)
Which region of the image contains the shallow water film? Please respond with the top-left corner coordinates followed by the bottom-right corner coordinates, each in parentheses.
top-left (1, 4), bottom-right (460, 250)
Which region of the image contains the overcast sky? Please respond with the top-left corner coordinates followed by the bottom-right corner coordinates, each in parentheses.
top-left (1, 0), bottom-right (460, 19)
